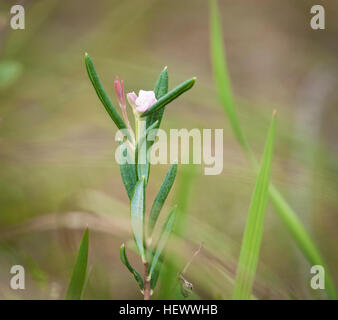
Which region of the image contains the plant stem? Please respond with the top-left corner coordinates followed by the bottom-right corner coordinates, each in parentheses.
top-left (143, 263), bottom-right (151, 300)
top-left (136, 114), bottom-right (151, 300)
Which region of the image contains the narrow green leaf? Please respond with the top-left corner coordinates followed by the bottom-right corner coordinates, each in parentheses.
top-left (232, 113), bottom-right (276, 300)
top-left (84, 53), bottom-right (127, 130)
top-left (148, 163), bottom-right (178, 235)
top-left (141, 77), bottom-right (196, 117)
top-left (146, 67), bottom-right (169, 131)
top-left (120, 243), bottom-right (144, 290)
top-left (149, 252), bottom-right (164, 290)
top-left (130, 178), bottom-right (146, 262)
top-left (119, 142), bottom-right (137, 200)
top-left (146, 67), bottom-right (169, 153)
top-left (209, 0), bottom-right (336, 299)
top-left (66, 228), bottom-right (89, 300)
top-left (150, 268), bottom-right (160, 290)
top-left (210, 0), bottom-right (249, 153)
top-left (149, 206), bottom-right (177, 279)
top-left (135, 120), bottom-right (159, 184)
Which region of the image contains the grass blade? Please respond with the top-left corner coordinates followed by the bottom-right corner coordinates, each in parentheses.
top-left (209, 1), bottom-right (249, 153)
top-left (148, 163), bottom-right (178, 235)
top-left (130, 178), bottom-right (146, 262)
top-left (209, 0), bottom-right (336, 299)
top-left (141, 77), bottom-right (196, 117)
top-left (65, 228), bottom-right (89, 300)
top-left (149, 206), bottom-right (177, 279)
top-left (84, 53), bottom-right (126, 130)
top-left (232, 113), bottom-right (275, 300)
top-left (120, 243), bottom-right (144, 290)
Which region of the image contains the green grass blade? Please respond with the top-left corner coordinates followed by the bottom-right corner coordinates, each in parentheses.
top-left (232, 113), bottom-right (276, 300)
top-left (209, 0), bottom-right (249, 153)
top-left (209, 0), bottom-right (336, 299)
top-left (120, 243), bottom-right (144, 290)
top-left (141, 77), bottom-right (196, 117)
top-left (149, 206), bottom-right (177, 279)
top-left (84, 53), bottom-right (127, 130)
top-left (148, 163), bottom-right (178, 235)
top-left (65, 228), bottom-right (89, 300)
top-left (130, 177), bottom-right (146, 262)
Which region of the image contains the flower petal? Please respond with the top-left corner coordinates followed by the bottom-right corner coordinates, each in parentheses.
top-left (127, 92), bottom-right (137, 105)
top-left (135, 90), bottom-right (157, 113)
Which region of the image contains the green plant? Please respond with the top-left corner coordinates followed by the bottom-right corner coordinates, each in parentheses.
top-left (233, 112), bottom-right (275, 299)
top-left (84, 53), bottom-right (195, 299)
top-left (210, 0), bottom-right (336, 299)
top-left (66, 228), bottom-right (89, 300)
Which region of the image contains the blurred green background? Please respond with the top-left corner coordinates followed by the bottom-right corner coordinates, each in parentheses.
top-left (0, 0), bottom-right (337, 299)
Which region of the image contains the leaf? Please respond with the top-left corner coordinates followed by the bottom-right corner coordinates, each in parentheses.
top-left (0, 61), bottom-right (22, 89)
top-left (135, 120), bottom-right (159, 184)
top-left (84, 53), bottom-right (127, 130)
top-left (146, 67), bottom-right (169, 131)
top-left (210, 0), bottom-right (249, 153)
top-left (209, 0), bottom-right (337, 299)
top-left (148, 163), bottom-right (178, 235)
top-left (120, 243), bottom-right (144, 290)
top-left (150, 268), bottom-right (160, 290)
top-left (232, 113), bottom-right (275, 300)
top-left (149, 252), bottom-right (164, 290)
top-left (158, 164), bottom-right (196, 299)
top-left (149, 206), bottom-right (176, 279)
top-left (65, 228), bottom-right (89, 300)
top-left (130, 178), bottom-right (146, 262)
top-left (141, 77), bottom-right (196, 117)
top-left (119, 142), bottom-right (137, 200)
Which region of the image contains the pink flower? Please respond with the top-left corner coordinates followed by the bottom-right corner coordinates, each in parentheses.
top-left (127, 90), bottom-right (157, 114)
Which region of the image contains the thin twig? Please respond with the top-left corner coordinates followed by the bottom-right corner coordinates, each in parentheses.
top-left (181, 242), bottom-right (203, 275)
